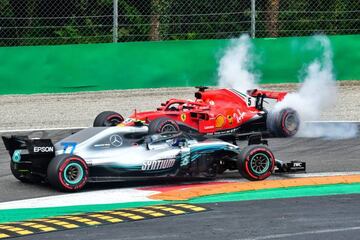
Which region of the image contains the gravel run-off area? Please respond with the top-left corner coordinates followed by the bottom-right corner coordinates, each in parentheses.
top-left (0, 81), bottom-right (359, 131)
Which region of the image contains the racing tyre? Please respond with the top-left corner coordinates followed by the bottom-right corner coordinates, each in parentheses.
top-left (93, 111), bottom-right (124, 127)
top-left (266, 108), bottom-right (299, 137)
top-left (148, 117), bottom-right (180, 134)
top-left (10, 162), bottom-right (42, 183)
top-left (238, 145), bottom-right (275, 181)
top-left (47, 154), bottom-right (89, 192)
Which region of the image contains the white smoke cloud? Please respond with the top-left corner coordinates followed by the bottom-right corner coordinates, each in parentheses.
top-left (274, 36), bottom-right (357, 138)
top-left (274, 35), bottom-right (337, 121)
top-left (299, 122), bottom-right (358, 139)
top-left (217, 35), bottom-right (358, 139)
top-left (217, 34), bottom-right (259, 92)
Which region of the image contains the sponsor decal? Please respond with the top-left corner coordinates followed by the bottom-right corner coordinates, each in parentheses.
top-left (206, 127), bottom-right (239, 135)
top-left (293, 162), bottom-right (303, 167)
top-left (142, 159), bottom-right (176, 171)
top-left (204, 125), bottom-right (215, 130)
top-left (61, 142), bottom-right (77, 154)
top-left (34, 146), bottom-right (54, 153)
top-left (233, 110), bottom-right (246, 124)
top-left (110, 134), bottom-right (123, 147)
top-left (215, 115), bottom-right (225, 128)
top-left (209, 100), bottom-right (215, 106)
top-left (12, 150), bottom-right (21, 163)
top-left (94, 143), bottom-right (111, 148)
top-left (181, 113), bottom-right (186, 122)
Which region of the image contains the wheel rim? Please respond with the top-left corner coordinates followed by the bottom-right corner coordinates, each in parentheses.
top-left (284, 114), bottom-right (298, 132)
top-left (161, 123), bottom-right (177, 132)
top-left (249, 153), bottom-right (270, 175)
top-left (63, 162), bottom-right (84, 185)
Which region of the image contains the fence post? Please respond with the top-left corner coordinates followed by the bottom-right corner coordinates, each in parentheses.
top-left (113, 0), bottom-right (119, 43)
top-left (251, 0), bottom-right (256, 38)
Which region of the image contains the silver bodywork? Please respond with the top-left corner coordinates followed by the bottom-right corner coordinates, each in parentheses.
top-left (54, 126), bottom-right (240, 178)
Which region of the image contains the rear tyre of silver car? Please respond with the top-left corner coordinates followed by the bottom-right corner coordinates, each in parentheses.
top-left (266, 108), bottom-right (299, 137)
top-left (148, 117), bottom-right (180, 134)
top-left (47, 154), bottom-right (89, 192)
top-left (93, 111), bottom-right (124, 127)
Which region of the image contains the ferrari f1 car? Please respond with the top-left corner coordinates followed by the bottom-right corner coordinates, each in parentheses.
top-left (93, 87), bottom-right (300, 138)
top-left (2, 126), bottom-right (305, 192)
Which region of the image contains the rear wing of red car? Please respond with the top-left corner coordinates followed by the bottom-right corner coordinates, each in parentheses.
top-left (247, 89), bottom-right (288, 102)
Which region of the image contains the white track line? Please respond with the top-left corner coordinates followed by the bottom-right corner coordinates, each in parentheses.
top-left (0, 126), bottom-right (86, 133)
top-left (238, 226), bottom-right (360, 240)
top-left (273, 171), bottom-right (360, 178)
top-left (0, 188), bottom-right (159, 210)
top-left (0, 171), bottom-right (359, 210)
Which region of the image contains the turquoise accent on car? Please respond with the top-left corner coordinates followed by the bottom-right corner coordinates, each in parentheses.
top-left (63, 163), bottom-right (84, 185)
top-left (249, 153), bottom-right (270, 175)
top-left (12, 150), bottom-right (21, 163)
top-left (190, 144), bottom-right (239, 161)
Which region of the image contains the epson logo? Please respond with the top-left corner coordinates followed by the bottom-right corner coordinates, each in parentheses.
top-left (34, 146), bottom-right (54, 153)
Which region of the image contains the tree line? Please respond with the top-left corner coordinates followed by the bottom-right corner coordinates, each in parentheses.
top-left (0, 0), bottom-right (358, 46)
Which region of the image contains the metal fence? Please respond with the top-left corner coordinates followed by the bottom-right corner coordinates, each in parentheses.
top-left (0, 0), bottom-right (359, 46)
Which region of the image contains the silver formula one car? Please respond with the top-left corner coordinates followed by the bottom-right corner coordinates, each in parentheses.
top-left (2, 126), bottom-right (305, 192)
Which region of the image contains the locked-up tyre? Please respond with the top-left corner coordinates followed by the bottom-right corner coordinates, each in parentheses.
top-left (266, 108), bottom-right (299, 137)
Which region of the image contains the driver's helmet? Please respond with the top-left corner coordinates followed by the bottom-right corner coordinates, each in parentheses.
top-left (171, 137), bottom-right (186, 147)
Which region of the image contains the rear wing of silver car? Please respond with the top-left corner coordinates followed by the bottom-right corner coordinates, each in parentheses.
top-left (2, 135), bottom-right (55, 165)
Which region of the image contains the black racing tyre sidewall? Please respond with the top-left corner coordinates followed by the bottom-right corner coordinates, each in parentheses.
top-left (148, 117), bottom-right (180, 134)
top-left (47, 154), bottom-right (89, 192)
top-left (266, 108), bottom-right (299, 137)
top-left (93, 111), bottom-right (124, 127)
top-left (238, 145), bottom-right (275, 181)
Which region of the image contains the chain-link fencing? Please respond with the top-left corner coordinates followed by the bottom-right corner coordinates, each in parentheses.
top-left (0, 0), bottom-right (359, 46)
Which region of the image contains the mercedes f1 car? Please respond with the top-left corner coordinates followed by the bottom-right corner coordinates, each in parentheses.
top-left (2, 126), bottom-right (305, 192)
top-left (93, 87), bottom-right (300, 138)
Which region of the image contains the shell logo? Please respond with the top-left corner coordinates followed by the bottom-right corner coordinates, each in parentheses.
top-left (215, 115), bottom-right (225, 128)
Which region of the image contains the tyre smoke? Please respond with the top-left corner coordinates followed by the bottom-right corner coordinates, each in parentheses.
top-left (299, 122), bottom-right (359, 139)
top-left (274, 35), bottom-right (358, 139)
top-left (218, 35), bottom-right (259, 92)
top-left (217, 35), bottom-right (358, 139)
top-left (274, 35), bottom-right (336, 121)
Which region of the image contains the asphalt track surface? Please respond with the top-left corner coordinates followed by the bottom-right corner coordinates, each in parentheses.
top-left (0, 125), bottom-right (359, 202)
top-left (11, 194), bottom-right (360, 240)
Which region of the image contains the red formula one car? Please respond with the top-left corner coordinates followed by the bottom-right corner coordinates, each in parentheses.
top-left (93, 87), bottom-right (299, 138)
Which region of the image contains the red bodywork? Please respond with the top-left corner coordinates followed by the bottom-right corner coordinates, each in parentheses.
top-left (125, 88), bottom-right (288, 134)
